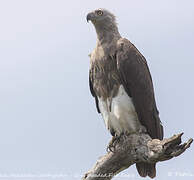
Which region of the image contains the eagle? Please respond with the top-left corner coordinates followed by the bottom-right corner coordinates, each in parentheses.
top-left (87, 8), bottom-right (163, 178)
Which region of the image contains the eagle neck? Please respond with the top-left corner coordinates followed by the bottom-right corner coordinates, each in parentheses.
top-left (95, 25), bottom-right (121, 46)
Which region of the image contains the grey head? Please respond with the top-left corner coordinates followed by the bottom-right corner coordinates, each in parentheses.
top-left (86, 8), bottom-right (121, 42)
top-left (86, 8), bottom-right (116, 25)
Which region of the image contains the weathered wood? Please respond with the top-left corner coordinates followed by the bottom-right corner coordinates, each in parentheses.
top-left (82, 133), bottom-right (193, 180)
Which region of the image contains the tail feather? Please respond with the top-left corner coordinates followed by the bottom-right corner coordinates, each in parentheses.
top-left (136, 162), bottom-right (156, 178)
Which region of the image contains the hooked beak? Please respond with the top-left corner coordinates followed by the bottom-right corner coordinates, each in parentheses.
top-left (86, 12), bottom-right (95, 22)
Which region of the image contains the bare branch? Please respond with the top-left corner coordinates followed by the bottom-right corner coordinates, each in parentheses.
top-left (82, 133), bottom-right (193, 180)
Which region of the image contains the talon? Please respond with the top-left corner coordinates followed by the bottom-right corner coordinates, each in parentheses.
top-left (107, 136), bottom-right (116, 152)
top-left (107, 134), bottom-right (123, 152)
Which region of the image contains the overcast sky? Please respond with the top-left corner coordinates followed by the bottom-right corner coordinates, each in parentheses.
top-left (0, 0), bottom-right (193, 180)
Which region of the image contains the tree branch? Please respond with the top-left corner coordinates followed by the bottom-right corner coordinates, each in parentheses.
top-left (82, 133), bottom-right (193, 180)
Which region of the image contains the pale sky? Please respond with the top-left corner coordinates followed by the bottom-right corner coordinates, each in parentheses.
top-left (0, 0), bottom-right (193, 180)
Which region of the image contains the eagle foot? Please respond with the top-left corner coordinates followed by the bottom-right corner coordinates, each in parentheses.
top-left (107, 134), bottom-right (125, 152)
top-left (107, 136), bottom-right (118, 152)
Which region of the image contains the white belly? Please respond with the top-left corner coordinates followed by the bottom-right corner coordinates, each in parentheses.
top-left (98, 85), bottom-right (141, 136)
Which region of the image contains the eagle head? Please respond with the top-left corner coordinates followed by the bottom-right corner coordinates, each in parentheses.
top-left (86, 8), bottom-right (116, 26)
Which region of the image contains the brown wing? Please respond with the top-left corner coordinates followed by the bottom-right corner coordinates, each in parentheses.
top-left (116, 38), bottom-right (163, 140)
top-left (89, 70), bottom-right (100, 113)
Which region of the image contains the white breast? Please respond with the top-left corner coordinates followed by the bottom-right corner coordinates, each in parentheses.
top-left (98, 85), bottom-right (141, 136)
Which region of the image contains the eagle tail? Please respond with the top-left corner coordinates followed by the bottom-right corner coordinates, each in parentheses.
top-left (136, 162), bottom-right (156, 178)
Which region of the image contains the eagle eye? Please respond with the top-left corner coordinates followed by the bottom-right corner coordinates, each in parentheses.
top-left (96, 10), bottom-right (103, 16)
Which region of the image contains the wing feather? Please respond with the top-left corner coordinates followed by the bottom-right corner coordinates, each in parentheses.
top-left (116, 38), bottom-right (163, 140)
top-left (89, 70), bottom-right (100, 113)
